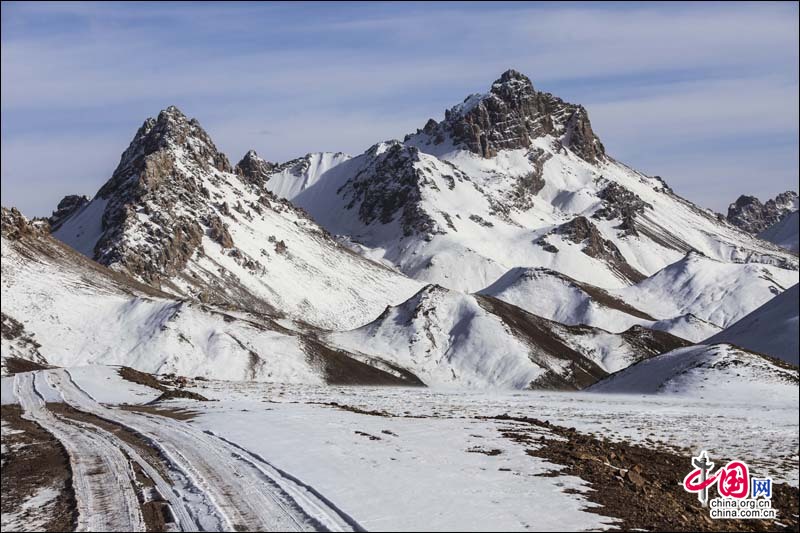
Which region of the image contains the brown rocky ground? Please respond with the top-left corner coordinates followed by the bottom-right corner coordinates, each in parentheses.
top-left (489, 414), bottom-right (799, 532)
top-left (1, 405), bottom-right (77, 532)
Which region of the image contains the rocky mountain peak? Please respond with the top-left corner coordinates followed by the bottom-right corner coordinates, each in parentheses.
top-left (48, 194), bottom-right (89, 231)
top-left (726, 191), bottom-right (798, 234)
top-left (235, 149), bottom-right (274, 187)
top-left (489, 69), bottom-right (536, 102)
top-left (496, 68), bottom-right (531, 85)
top-left (100, 106), bottom-right (231, 199)
top-left (409, 69), bottom-right (605, 163)
top-left (62, 107), bottom-right (244, 284)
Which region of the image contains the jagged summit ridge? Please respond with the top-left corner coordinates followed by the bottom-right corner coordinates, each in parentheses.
top-left (726, 191), bottom-right (798, 234)
top-left (409, 69), bottom-right (605, 162)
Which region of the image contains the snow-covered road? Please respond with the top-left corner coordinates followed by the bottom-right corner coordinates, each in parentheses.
top-left (12, 369), bottom-right (362, 532)
top-left (13, 372), bottom-right (146, 532)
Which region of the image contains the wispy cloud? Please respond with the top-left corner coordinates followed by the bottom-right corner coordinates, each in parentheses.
top-left (1, 1), bottom-right (797, 215)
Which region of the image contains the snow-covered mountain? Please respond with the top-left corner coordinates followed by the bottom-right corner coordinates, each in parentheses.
top-left (8, 69), bottom-right (798, 391)
top-left (4, 206), bottom-right (688, 390)
top-left (2, 207), bottom-right (420, 385)
top-left (706, 284), bottom-right (799, 365)
top-left (266, 70), bottom-right (797, 299)
top-left (588, 344), bottom-right (799, 400)
top-left (51, 107), bottom-right (420, 330)
top-left (330, 284), bottom-right (689, 389)
top-left (613, 251), bottom-right (797, 329)
top-left (478, 267), bottom-right (721, 342)
top-left (759, 210), bottom-right (799, 253)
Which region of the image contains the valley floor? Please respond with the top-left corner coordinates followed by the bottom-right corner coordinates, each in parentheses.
top-left (1, 367), bottom-right (798, 532)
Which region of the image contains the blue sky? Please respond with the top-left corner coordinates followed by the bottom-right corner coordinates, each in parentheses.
top-left (1, 1), bottom-right (798, 216)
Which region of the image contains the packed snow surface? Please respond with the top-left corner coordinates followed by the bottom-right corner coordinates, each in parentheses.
top-left (759, 210), bottom-right (799, 252)
top-left (5, 366), bottom-right (797, 532)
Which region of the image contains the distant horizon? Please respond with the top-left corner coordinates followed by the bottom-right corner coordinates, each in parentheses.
top-left (2, 1), bottom-right (798, 216)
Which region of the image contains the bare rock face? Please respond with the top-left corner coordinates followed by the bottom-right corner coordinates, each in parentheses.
top-left (87, 106), bottom-right (234, 283)
top-left (205, 214), bottom-right (234, 248)
top-left (235, 149), bottom-right (274, 188)
top-left (414, 69), bottom-right (605, 163)
top-left (553, 216), bottom-right (646, 283)
top-left (48, 195), bottom-right (89, 231)
top-left (509, 148), bottom-right (551, 210)
top-left (339, 142), bottom-right (448, 238)
top-left (726, 191), bottom-right (798, 234)
top-left (593, 182), bottom-right (652, 236)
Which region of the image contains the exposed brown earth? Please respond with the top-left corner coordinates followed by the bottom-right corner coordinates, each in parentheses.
top-left (3, 356), bottom-right (51, 374)
top-left (118, 366), bottom-right (170, 391)
top-left (1, 405), bottom-right (77, 532)
top-left (488, 414), bottom-right (799, 532)
top-left (117, 366), bottom-right (209, 402)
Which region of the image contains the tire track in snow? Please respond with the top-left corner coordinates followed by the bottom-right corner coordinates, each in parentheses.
top-left (52, 368), bottom-right (361, 532)
top-left (13, 372), bottom-right (146, 532)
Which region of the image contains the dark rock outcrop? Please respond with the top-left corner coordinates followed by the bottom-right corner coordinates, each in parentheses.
top-left (593, 182), bottom-right (652, 236)
top-left (553, 216), bottom-right (646, 283)
top-left (235, 150), bottom-right (274, 188)
top-left (48, 195), bottom-right (89, 231)
top-left (205, 214), bottom-right (234, 248)
top-left (413, 69), bottom-right (605, 163)
top-left (726, 191), bottom-right (798, 234)
top-left (339, 142), bottom-right (449, 238)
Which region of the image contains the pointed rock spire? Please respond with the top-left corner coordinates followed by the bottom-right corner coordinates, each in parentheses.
top-left (235, 149), bottom-right (274, 187)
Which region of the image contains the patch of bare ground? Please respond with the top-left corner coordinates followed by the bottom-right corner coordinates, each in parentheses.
top-left (48, 403), bottom-right (178, 532)
top-left (1, 405), bottom-right (77, 532)
top-left (310, 401), bottom-right (431, 419)
top-left (3, 357), bottom-right (52, 374)
top-left (117, 366), bottom-right (209, 402)
top-left (118, 366), bottom-right (169, 391)
top-left (118, 404), bottom-right (199, 421)
top-left (354, 430), bottom-right (382, 441)
top-left (487, 414), bottom-right (799, 532)
top-left (467, 446), bottom-right (503, 456)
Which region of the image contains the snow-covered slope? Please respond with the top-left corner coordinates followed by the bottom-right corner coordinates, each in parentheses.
top-left (1, 312), bottom-right (47, 373)
top-left (759, 210), bottom-right (799, 253)
top-left (1, 207), bottom-right (420, 385)
top-left (266, 70), bottom-right (796, 298)
top-left (479, 267), bottom-right (720, 342)
top-left (588, 344), bottom-right (799, 400)
top-left (330, 285), bottom-right (689, 389)
top-left (265, 151), bottom-right (351, 200)
top-left (51, 107), bottom-right (420, 330)
top-left (614, 251), bottom-right (797, 328)
top-left (707, 284), bottom-right (799, 365)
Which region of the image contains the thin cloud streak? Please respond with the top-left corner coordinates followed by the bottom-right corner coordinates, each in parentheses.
top-left (1, 2), bottom-right (797, 215)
